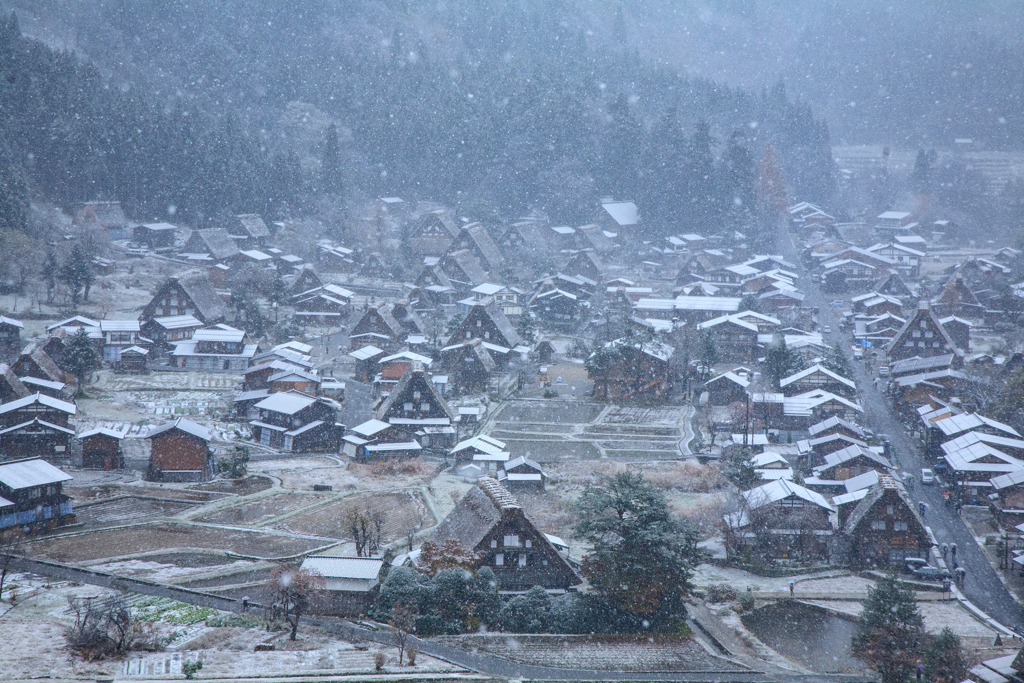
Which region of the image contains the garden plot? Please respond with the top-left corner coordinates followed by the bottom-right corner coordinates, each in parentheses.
top-left (75, 496), bottom-right (200, 525)
top-left (269, 490), bottom-right (433, 541)
top-left (489, 399), bottom-right (687, 461)
top-left (25, 521), bottom-right (334, 563)
top-left (189, 474), bottom-right (274, 496)
top-left (435, 634), bottom-right (750, 672)
top-left (89, 557), bottom-right (263, 584)
top-left (194, 492), bottom-right (328, 526)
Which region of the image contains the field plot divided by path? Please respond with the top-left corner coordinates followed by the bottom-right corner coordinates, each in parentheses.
top-left (25, 521), bottom-right (333, 563)
top-left (434, 634), bottom-right (751, 672)
top-left (75, 496), bottom-right (201, 525)
top-left (268, 490), bottom-right (433, 541)
top-left (489, 400), bottom-right (689, 462)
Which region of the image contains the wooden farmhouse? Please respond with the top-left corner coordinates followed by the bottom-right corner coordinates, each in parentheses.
top-left (11, 343), bottom-right (65, 385)
top-left (0, 364), bottom-right (30, 403)
top-left (181, 227), bottom-right (241, 263)
top-left (704, 371), bottom-right (750, 406)
top-left (0, 393), bottom-right (77, 461)
top-left (141, 314), bottom-right (205, 351)
top-left (842, 476), bottom-right (930, 568)
top-left (251, 390), bottom-right (343, 453)
top-left (725, 479), bottom-right (835, 563)
top-left (886, 301), bottom-right (962, 364)
top-left (428, 477), bottom-right (581, 591)
top-left (0, 458), bottom-right (75, 531)
top-left (375, 362), bottom-right (455, 451)
top-left (408, 210), bottom-right (460, 257)
top-left (349, 301), bottom-right (425, 351)
top-left (439, 249), bottom-right (489, 292)
top-left (449, 223), bottom-right (505, 273)
top-left (226, 214), bottom-right (271, 249)
top-left (141, 271), bottom-right (229, 325)
top-left (447, 299), bottom-right (522, 350)
top-left (172, 325), bottom-right (257, 372)
top-left (589, 338), bottom-right (674, 401)
top-left (0, 316), bottom-right (23, 361)
top-left (133, 223), bottom-right (177, 250)
top-left (288, 266), bottom-right (324, 298)
top-left (73, 201), bottom-right (129, 240)
top-left (146, 418), bottom-right (213, 482)
top-left (497, 456), bottom-right (546, 491)
top-left (780, 365), bottom-right (857, 398)
top-left (77, 426), bottom-right (126, 470)
top-left (696, 314), bottom-right (760, 362)
top-left (342, 418), bottom-right (421, 462)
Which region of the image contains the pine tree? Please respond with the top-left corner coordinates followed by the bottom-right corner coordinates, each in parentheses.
top-left (516, 313), bottom-right (537, 346)
top-left (765, 341), bottom-right (803, 388)
top-left (59, 244), bottom-right (94, 307)
top-left (822, 342), bottom-right (853, 379)
top-left (0, 130), bottom-right (28, 234)
top-left (41, 244), bottom-right (59, 303)
top-left (727, 447), bottom-right (761, 490)
top-left (60, 327), bottom-right (99, 397)
top-left (852, 575), bottom-right (925, 683)
top-left (320, 123), bottom-right (344, 197)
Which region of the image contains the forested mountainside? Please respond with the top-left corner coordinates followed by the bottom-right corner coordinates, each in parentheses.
top-left (0, 1), bottom-right (833, 236)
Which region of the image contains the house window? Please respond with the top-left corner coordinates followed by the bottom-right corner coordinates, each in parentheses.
top-left (871, 520), bottom-right (886, 530)
top-left (284, 435), bottom-right (294, 451)
top-left (421, 402), bottom-right (430, 411)
top-left (413, 391), bottom-right (421, 399)
top-left (476, 320), bottom-right (482, 327)
top-left (925, 331), bottom-right (933, 338)
top-left (886, 505), bottom-right (894, 515)
top-left (260, 429), bottom-right (270, 446)
top-left (494, 553), bottom-right (504, 566)
top-left (404, 402), bottom-right (414, 411)
top-left (912, 331), bottom-right (921, 338)
top-left (894, 521), bottom-right (909, 531)
top-left (525, 539), bottom-right (532, 548)
top-left (504, 535), bottom-right (519, 547)
top-left (518, 554), bottom-right (527, 567)
top-left (491, 539), bottom-right (497, 548)
top-left (484, 332), bottom-right (490, 340)
top-left (466, 331), bottom-right (471, 339)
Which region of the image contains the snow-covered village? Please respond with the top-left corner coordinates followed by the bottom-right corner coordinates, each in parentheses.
top-left (2, 3), bottom-right (1024, 683)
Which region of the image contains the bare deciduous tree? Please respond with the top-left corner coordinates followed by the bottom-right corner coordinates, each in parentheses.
top-left (267, 566), bottom-right (326, 641)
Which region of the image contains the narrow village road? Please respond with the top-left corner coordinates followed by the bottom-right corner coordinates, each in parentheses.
top-left (773, 220), bottom-right (1024, 631)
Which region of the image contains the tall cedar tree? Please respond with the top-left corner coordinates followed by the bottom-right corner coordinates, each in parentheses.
top-left (59, 244), bottom-right (94, 306)
top-left (574, 471), bottom-right (704, 628)
top-left (61, 327), bottom-right (99, 397)
top-left (852, 575), bottom-right (925, 683)
top-left (42, 244), bottom-right (59, 302)
top-left (765, 341), bottom-right (804, 388)
top-left (320, 123), bottom-right (344, 197)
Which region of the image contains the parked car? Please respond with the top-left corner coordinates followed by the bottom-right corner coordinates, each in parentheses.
top-left (904, 557), bottom-right (929, 574)
top-left (879, 366), bottom-right (890, 377)
top-left (913, 566), bottom-right (950, 582)
top-left (830, 300), bottom-right (843, 307)
top-left (921, 468), bottom-right (936, 485)
top-left (822, 325), bottom-right (832, 334)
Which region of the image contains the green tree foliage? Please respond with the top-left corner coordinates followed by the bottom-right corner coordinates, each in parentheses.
top-left (0, 128), bottom-right (27, 234)
top-left (60, 327), bottom-right (99, 396)
top-left (727, 447), bottom-right (761, 490)
top-left (764, 341), bottom-right (804, 388)
top-left (697, 330), bottom-right (720, 377)
top-left (984, 368), bottom-right (1024, 433)
top-left (376, 566), bottom-right (501, 636)
top-left (516, 313), bottom-right (537, 346)
top-left (574, 471), bottom-right (704, 628)
top-left (59, 244), bottom-right (94, 307)
top-left (852, 575), bottom-right (925, 683)
top-left (499, 586), bottom-right (552, 633)
top-left (822, 342), bottom-right (853, 379)
top-left (320, 123), bottom-right (344, 197)
top-left (41, 244), bottom-right (59, 302)
top-left (923, 627), bottom-right (969, 683)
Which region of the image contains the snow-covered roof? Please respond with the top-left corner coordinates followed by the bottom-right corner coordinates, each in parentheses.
top-left (254, 391), bottom-right (317, 415)
top-left (146, 418), bottom-right (211, 441)
top-left (742, 479), bottom-right (834, 512)
top-left (602, 202), bottom-right (639, 226)
top-left (0, 458), bottom-right (72, 490)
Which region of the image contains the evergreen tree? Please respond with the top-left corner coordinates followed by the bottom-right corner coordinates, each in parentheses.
top-left (720, 129), bottom-right (755, 230)
top-left (697, 329), bottom-right (720, 378)
top-left (755, 143), bottom-right (788, 224)
top-left (727, 447), bottom-right (761, 490)
top-left (320, 123), bottom-right (344, 197)
top-left (41, 244), bottom-right (59, 303)
top-left (683, 121), bottom-right (717, 232)
top-left (574, 471), bottom-right (704, 628)
top-left (60, 328), bottom-right (99, 397)
top-left (0, 130), bottom-right (27, 234)
top-left (58, 244), bottom-right (94, 307)
top-left (516, 313), bottom-right (537, 346)
top-left (822, 342), bottom-right (853, 379)
top-left (852, 575), bottom-right (925, 683)
top-left (764, 340), bottom-right (803, 388)
top-left (922, 627), bottom-right (969, 683)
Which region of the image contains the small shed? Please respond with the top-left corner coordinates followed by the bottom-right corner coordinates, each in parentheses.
top-left (299, 556), bottom-right (384, 616)
top-left (115, 346), bottom-right (149, 374)
top-left (77, 426), bottom-right (127, 470)
top-left (146, 418), bottom-right (213, 482)
top-left (498, 456), bottom-right (546, 490)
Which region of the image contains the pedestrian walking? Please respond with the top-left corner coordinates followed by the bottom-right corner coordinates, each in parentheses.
top-left (919, 501), bottom-right (927, 518)
top-left (789, 580), bottom-right (795, 596)
top-left (951, 543), bottom-right (957, 559)
top-left (941, 543), bottom-right (949, 560)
